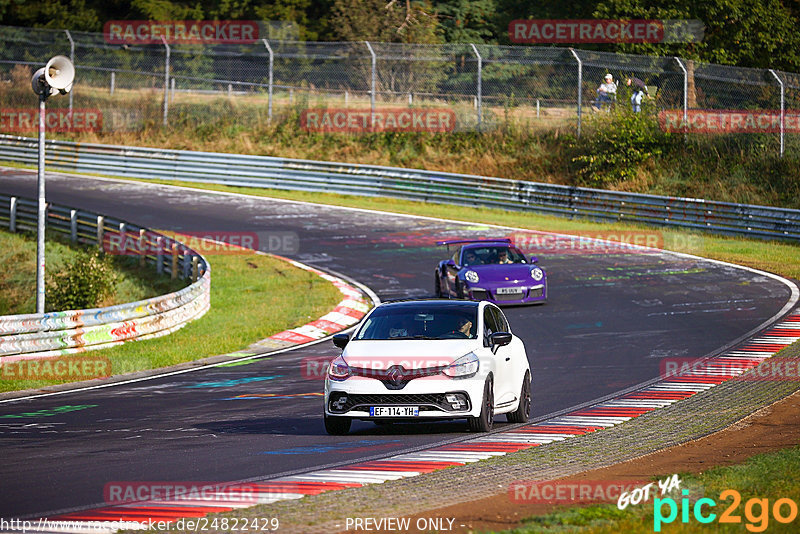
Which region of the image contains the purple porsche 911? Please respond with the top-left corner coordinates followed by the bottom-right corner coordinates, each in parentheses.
top-left (434, 239), bottom-right (547, 305)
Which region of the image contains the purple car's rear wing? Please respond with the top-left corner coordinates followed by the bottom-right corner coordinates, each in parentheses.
top-left (436, 238), bottom-right (512, 247)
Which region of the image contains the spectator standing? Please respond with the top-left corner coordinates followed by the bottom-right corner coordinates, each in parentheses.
top-left (626, 76), bottom-right (650, 113)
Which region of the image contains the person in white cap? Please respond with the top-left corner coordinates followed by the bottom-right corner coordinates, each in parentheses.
top-left (595, 73), bottom-right (617, 111)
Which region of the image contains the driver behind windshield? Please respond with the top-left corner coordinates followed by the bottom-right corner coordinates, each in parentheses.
top-left (450, 316), bottom-right (473, 337)
top-left (463, 250), bottom-right (479, 265)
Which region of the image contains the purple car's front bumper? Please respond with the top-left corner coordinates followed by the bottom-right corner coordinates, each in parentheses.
top-left (465, 281), bottom-right (547, 305)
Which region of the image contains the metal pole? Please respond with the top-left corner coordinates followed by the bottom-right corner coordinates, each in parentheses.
top-left (365, 41), bottom-right (376, 130)
top-left (470, 44), bottom-right (482, 129)
top-left (36, 93), bottom-right (47, 313)
top-left (110, 71), bottom-right (115, 95)
top-left (9, 197), bottom-right (17, 232)
top-left (674, 57), bottom-right (688, 128)
top-left (768, 69), bottom-right (785, 157)
top-left (569, 48), bottom-right (582, 138)
top-left (161, 36), bottom-right (170, 127)
top-left (262, 39), bottom-right (274, 122)
top-left (65, 30), bottom-right (75, 116)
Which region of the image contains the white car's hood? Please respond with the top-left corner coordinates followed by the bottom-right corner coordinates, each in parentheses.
top-left (342, 339), bottom-right (476, 370)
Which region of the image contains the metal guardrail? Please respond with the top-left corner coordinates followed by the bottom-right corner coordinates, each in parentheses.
top-left (0, 134), bottom-right (799, 241)
top-left (0, 192), bottom-right (211, 359)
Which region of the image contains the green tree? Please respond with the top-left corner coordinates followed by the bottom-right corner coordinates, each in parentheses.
top-left (1, 0), bottom-right (102, 31)
top-left (434, 0), bottom-right (498, 43)
top-left (593, 0), bottom-right (800, 71)
top-left (330, 0), bottom-right (441, 43)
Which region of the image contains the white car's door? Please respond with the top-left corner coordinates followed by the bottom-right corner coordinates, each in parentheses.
top-left (483, 306), bottom-right (516, 407)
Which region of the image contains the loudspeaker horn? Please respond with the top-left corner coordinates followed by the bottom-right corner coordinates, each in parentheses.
top-left (44, 55), bottom-right (75, 94)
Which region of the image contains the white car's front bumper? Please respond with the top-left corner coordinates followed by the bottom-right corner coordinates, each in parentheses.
top-left (324, 374), bottom-right (488, 419)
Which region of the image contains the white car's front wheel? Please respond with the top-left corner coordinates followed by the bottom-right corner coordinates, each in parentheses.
top-left (324, 413), bottom-right (351, 435)
top-left (468, 378), bottom-right (494, 432)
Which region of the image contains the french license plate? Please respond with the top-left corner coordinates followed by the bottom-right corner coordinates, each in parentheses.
top-left (370, 406), bottom-right (419, 417)
top-left (496, 287), bottom-right (523, 295)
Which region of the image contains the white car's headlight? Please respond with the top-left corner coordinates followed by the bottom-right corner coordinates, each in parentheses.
top-left (328, 355), bottom-right (351, 381)
top-left (465, 270), bottom-right (480, 283)
top-left (442, 352), bottom-right (480, 379)
top-left (530, 268), bottom-right (544, 281)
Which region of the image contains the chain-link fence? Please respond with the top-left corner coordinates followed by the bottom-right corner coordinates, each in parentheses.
top-left (0, 24), bottom-right (796, 156)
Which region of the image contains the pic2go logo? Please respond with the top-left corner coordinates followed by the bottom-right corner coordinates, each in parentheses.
top-left (654, 489), bottom-right (799, 532)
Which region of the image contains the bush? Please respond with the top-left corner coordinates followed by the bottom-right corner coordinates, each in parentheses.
top-left (46, 249), bottom-right (118, 312)
top-left (570, 108), bottom-right (677, 187)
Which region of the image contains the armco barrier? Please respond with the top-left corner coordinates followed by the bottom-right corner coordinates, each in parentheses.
top-left (0, 193), bottom-right (210, 361)
top-left (1, 134), bottom-right (798, 241)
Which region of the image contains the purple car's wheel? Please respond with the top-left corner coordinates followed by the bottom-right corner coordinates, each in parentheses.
top-left (434, 271), bottom-right (442, 297)
top-left (455, 280), bottom-right (465, 299)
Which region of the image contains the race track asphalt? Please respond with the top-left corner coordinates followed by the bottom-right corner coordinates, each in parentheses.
top-left (0, 169), bottom-right (793, 518)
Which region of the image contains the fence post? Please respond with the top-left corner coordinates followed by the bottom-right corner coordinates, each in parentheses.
top-left (9, 197), bottom-right (17, 232)
top-left (470, 44), bottom-right (483, 129)
top-left (70, 209), bottom-right (77, 242)
top-left (171, 243), bottom-right (179, 280)
top-left (569, 48), bottom-right (582, 138)
top-left (161, 36), bottom-right (170, 127)
top-left (674, 57), bottom-right (689, 134)
top-left (65, 30), bottom-right (75, 116)
top-left (110, 71), bottom-right (115, 95)
top-left (364, 41), bottom-right (376, 129)
top-left (768, 69), bottom-right (785, 157)
top-left (138, 229), bottom-right (146, 267)
top-left (156, 237), bottom-right (164, 274)
top-left (118, 222), bottom-right (126, 255)
top-left (262, 39), bottom-right (274, 122)
top-left (96, 215), bottom-right (104, 250)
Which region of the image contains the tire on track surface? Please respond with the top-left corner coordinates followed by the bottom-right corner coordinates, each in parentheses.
top-left (506, 371), bottom-right (531, 423)
top-left (468, 377), bottom-right (494, 432)
top-left (324, 414), bottom-right (351, 435)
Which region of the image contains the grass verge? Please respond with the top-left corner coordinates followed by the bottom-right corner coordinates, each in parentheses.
top-left (0, 229), bottom-right (185, 315)
top-left (501, 446), bottom-right (800, 533)
top-left (0, 235), bottom-right (344, 393)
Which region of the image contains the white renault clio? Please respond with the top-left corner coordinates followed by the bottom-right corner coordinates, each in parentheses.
top-left (324, 299), bottom-right (531, 435)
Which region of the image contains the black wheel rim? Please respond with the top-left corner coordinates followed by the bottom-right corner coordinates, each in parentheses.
top-left (486, 383), bottom-right (493, 426)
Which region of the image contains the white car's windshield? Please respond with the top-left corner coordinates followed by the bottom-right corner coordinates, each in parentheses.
top-left (355, 303), bottom-right (478, 340)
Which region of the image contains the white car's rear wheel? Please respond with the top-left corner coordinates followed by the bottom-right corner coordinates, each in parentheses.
top-left (507, 371), bottom-right (531, 423)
